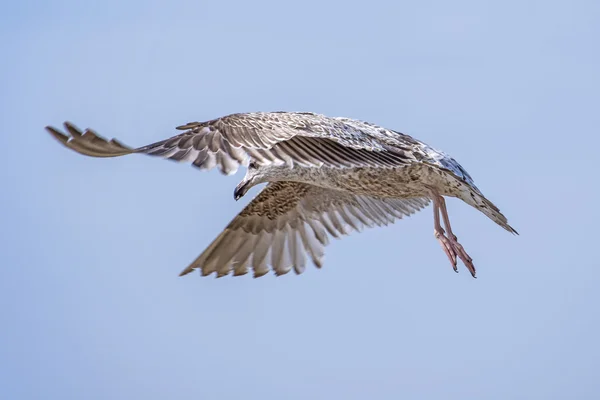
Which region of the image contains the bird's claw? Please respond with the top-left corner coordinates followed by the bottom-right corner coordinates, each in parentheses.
top-left (435, 229), bottom-right (476, 278)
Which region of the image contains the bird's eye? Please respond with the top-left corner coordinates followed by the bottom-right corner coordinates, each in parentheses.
top-left (248, 161), bottom-right (258, 169)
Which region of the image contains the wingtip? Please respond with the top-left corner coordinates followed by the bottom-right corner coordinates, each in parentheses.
top-left (176, 122), bottom-right (201, 130)
top-left (45, 125), bottom-right (69, 144)
top-left (63, 121), bottom-right (83, 137)
top-left (178, 267), bottom-right (194, 277)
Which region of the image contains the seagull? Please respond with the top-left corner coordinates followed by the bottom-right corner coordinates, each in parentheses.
top-left (46, 111), bottom-right (517, 278)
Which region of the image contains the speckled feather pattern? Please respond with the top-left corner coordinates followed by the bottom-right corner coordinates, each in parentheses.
top-left (45, 111), bottom-right (516, 278)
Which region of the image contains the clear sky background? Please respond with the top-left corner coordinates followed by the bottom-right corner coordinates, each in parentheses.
top-left (1, 1), bottom-right (599, 399)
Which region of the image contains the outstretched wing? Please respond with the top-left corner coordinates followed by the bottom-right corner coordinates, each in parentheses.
top-left (45, 112), bottom-right (418, 175)
top-left (180, 182), bottom-right (430, 278)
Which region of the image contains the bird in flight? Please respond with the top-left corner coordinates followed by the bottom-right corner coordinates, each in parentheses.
top-left (46, 111), bottom-right (517, 278)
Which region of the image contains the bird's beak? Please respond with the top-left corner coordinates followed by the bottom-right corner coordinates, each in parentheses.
top-left (233, 180), bottom-right (251, 201)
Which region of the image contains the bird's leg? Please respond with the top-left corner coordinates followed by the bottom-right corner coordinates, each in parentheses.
top-left (428, 188), bottom-right (476, 278)
top-left (438, 196), bottom-right (476, 278)
top-left (432, 195), bottom-right (458, 272)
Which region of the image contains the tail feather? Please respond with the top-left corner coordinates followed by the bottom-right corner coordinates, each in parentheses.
top-left (467, 192), bottom-right (518, 235)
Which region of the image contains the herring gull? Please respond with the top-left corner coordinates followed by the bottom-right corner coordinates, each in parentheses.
top-left (46, 111), bottom-right (517, 278)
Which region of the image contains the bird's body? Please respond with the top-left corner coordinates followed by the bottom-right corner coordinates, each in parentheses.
top-left (260, 162), bottom-right (461, 200)
top-left (46, 111), bottom-right (516, 278)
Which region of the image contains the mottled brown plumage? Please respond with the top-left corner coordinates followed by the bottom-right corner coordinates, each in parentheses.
top-left (46, 111), bottom-right (517, 278)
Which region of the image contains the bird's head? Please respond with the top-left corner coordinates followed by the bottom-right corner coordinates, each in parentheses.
top-left (233, 161), bottom-right (262, 201)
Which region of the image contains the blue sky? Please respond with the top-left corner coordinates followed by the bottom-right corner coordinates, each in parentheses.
top-left (1, 0), bottom-right (599, 398)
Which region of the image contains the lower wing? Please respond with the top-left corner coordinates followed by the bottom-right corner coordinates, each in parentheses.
top-left (180, 182), bottom-right (430, 278)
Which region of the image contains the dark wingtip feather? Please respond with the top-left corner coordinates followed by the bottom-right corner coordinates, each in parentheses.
top-left (178, 266), bottom-right (195, 277)
top-left (45, 125), bottom-right (69, 144)
top-left (176, 122), bottom-right (201, 130)
top-left (45, 121), bottom-right (134, 157)
top-left (63, 121), bottom-right (83, 138)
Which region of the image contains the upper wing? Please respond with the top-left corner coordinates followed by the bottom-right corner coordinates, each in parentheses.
top-left (45, 112), bottom-right (418, 175)
top-left (180, 182), bottom-right (430, 278)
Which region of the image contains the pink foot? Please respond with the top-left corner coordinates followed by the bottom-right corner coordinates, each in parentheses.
top-left (429, 187), bottom-right (477, 278)
top-left (434, 227), bottom-right (476, 278)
